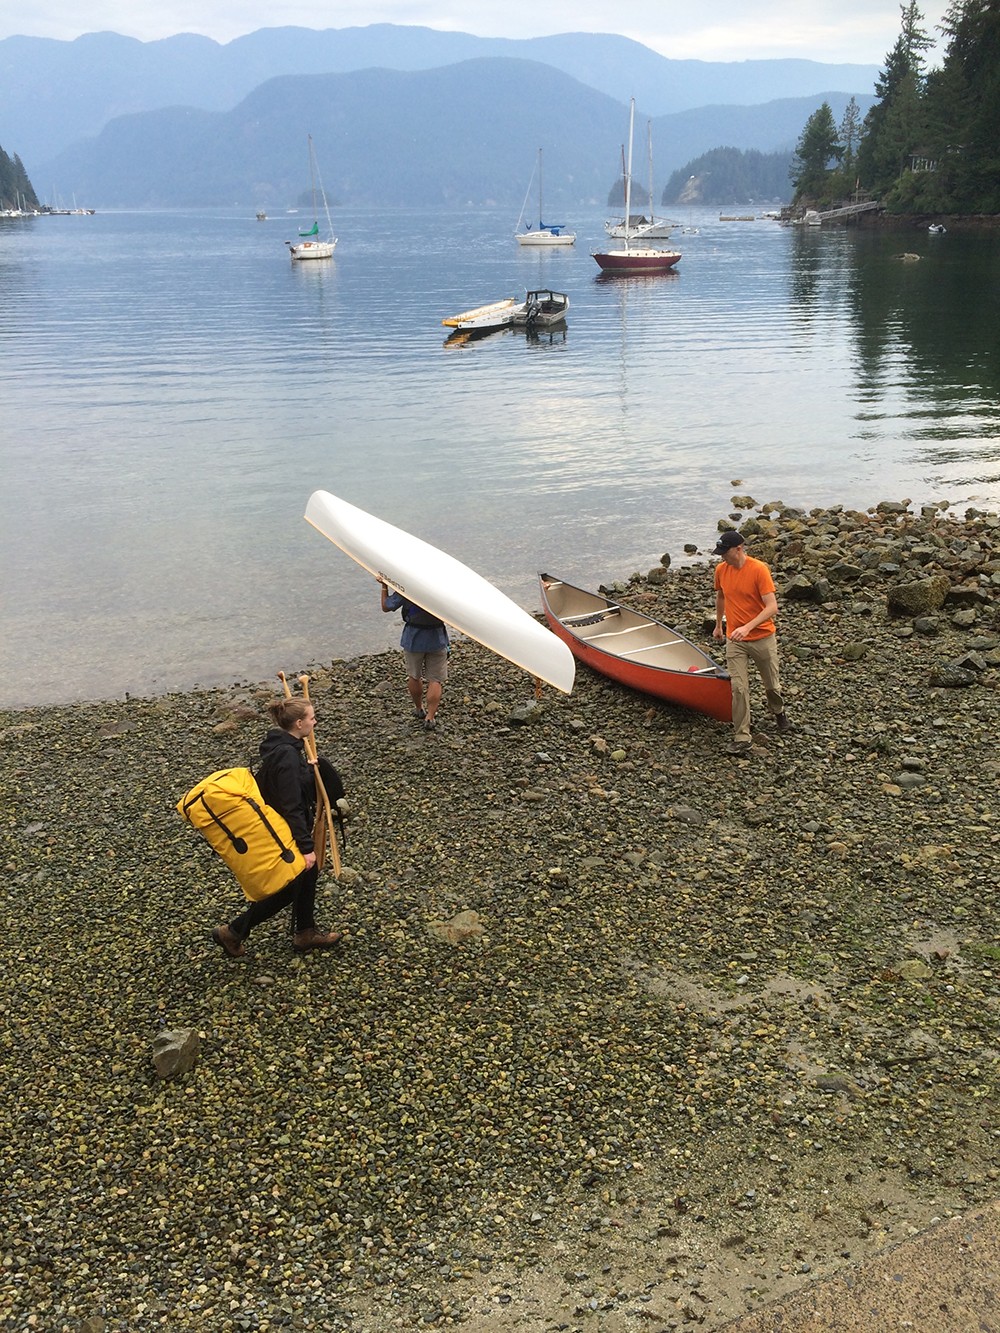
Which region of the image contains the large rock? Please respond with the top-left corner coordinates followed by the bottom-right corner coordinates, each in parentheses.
top-left (151, 1028), bottom-right (201, 1080)
top-left (887, 575), bottom-right (951, 616)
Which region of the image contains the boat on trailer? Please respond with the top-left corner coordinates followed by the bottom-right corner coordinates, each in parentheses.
top-left (538, 573), bottom-right (732, 721)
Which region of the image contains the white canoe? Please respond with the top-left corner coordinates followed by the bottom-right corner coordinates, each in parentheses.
top-left (304, 491), bottom-right (576, 694)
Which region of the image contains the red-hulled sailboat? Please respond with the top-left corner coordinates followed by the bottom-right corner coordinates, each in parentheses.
top-left (593, 98), bottom-right (681, 276)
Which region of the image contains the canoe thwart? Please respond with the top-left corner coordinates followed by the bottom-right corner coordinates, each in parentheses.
top-left (562, 609), bottom-right (618, 627)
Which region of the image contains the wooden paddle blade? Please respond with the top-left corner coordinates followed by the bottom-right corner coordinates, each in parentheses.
top-left (328, 819), bottom-right (342, 878)
top-left (312, 807), bottom-right (328, 871)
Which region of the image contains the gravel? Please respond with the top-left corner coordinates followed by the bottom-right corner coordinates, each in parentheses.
top-left (2, 497), bottom-right (998, 1331)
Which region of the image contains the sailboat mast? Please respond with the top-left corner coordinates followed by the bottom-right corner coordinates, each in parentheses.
top-left (624, 99), bottom-right (635, 247)
top-left (647, 120), bottom-right (654, 223)
top-left (308, 134), bottom-right (318, 221)
top-left (538, 148), bottom-right (543, 228)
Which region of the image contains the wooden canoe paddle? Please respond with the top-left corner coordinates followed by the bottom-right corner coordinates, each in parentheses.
top-left (298, 674), bottom-right (341, 879)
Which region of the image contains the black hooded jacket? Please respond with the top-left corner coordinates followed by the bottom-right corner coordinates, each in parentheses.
top-left (257, 727), bottom-right (315, 854)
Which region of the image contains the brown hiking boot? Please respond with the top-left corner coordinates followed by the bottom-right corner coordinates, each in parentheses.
top-left (292, 926), bottom-right (345, 954)
top-left (212, 924), bottom-right (246, 959)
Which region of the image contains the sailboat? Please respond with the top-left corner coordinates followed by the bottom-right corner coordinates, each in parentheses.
top-left (285, 135), bottom-right (337, 261)
top-left (515, 149), bottom-right (575, 247)
top-left (605, 121), bottom-right (674, 239)
top-left (593, 100), bottom-right (681, 275)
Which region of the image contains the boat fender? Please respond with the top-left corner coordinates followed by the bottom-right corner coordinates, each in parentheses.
top-left (177, 767), bottom-right (306, 900)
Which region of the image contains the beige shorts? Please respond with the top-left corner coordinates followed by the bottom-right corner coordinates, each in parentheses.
top-left (403, 649), bottom-right (448, 684)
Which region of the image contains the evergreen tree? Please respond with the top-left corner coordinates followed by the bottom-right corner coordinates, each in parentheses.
top-left (924, 0), bottom-right (1000, 210)
top-left (839, 97), bottom-right (864, 171)
top-left (0, 144), bottom-right (40, 210)
top-left (857, 2), bottom-right (933, 195)
top-left (790, 103), bottom-right (843, 202)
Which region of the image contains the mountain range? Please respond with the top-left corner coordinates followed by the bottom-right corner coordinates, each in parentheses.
top-left (0, 25), bottom-right (879, 209)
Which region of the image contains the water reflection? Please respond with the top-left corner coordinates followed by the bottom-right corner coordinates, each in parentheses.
top-left (2, 205), bottom-right (999, 705)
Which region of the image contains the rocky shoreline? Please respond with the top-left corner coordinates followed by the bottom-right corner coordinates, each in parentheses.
top-left (3, 496), bottom-right (999, 1331)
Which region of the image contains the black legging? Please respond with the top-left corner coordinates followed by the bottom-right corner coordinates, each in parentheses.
top-left (229, 864), bottom-right (319, 940)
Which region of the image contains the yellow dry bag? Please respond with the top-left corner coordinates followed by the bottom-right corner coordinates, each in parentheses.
top-left (177, 767), bottom-right (306, 901)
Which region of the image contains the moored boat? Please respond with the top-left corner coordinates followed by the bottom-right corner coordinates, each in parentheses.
top-left (515, 148), bottom-right (576, 246)
top-left (442, 297), bottom-right (520, 332)
top-left (604, 215), bottom-right (674, 240)
top-left (286, 136), bottom-right (337, 261)
top-left (593, 99), bottom-right (681, 276)
top-left (604, 120), bottom-right (674, 239)
top-left (538, 573), bottom-right (732, 721)
top-left (509, 289), bottom-right (569, 327)
top-left (594, 247), bottom-right (681, 275)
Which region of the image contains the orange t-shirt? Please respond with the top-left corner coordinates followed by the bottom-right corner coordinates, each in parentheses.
top-left (714, 556), bottom-right (776, 640)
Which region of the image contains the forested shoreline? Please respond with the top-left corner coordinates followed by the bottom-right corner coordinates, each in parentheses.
top-left (0, 143), bottom-right (38, 211)
top-left (791, 0), bottom-right (1000, 215)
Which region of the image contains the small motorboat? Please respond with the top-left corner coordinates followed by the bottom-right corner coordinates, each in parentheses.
top-left (928, 223), bottom-right (947, 234)
top-left (509, 289), bottom-right (569, 328)
top-left (538, 573), bottom-right (732, 721)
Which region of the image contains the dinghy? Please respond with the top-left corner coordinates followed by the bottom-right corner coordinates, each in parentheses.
top-left (538, 573), bottom-right (732, 721)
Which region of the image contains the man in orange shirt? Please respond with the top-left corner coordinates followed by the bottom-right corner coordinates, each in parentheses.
top-left (712, 530), bottom-right (790, 754)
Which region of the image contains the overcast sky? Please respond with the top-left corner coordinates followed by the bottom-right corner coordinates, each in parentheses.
top-left (0, 1), bottom-right (952, 65)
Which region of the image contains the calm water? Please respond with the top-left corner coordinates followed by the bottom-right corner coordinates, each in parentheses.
top-left (2, 206), bottom-right (999, 707)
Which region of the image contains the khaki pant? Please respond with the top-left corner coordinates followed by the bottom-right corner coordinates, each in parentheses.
top-left (725, 632), bottom-right (783, 743)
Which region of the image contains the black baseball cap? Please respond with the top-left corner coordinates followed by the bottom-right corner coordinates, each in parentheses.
top-left (713, 531), bottom-right (746, 554)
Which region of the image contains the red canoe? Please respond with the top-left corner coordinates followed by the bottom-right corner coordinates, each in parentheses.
top-left (538, 573), bottom-right (732, 722)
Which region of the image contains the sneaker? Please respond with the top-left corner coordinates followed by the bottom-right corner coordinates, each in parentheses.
top-left (424, 716), bottom-right (437, 732)
top-left (412, 708), bottom-right (427, 721)
top-left (775, 712), bottom-right (792, 734)
top-left (726, 739), bottom-right (752, 755)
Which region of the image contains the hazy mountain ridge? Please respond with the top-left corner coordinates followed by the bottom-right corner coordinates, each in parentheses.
top-left (2, 22), bottom-right (879, 172)
top-left (33, 57), bottom-right (874, 210)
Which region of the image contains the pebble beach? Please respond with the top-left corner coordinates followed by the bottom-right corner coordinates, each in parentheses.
top-left (3, 495), bottom-right (999, 1332)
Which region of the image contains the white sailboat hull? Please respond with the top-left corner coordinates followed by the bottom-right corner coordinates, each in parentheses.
top-left (605, 218), bottom-right (673, 240)
top-left (515, 229), bottom-right (576, 247)
top-left (287, 238), bottom-right (337, 260)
